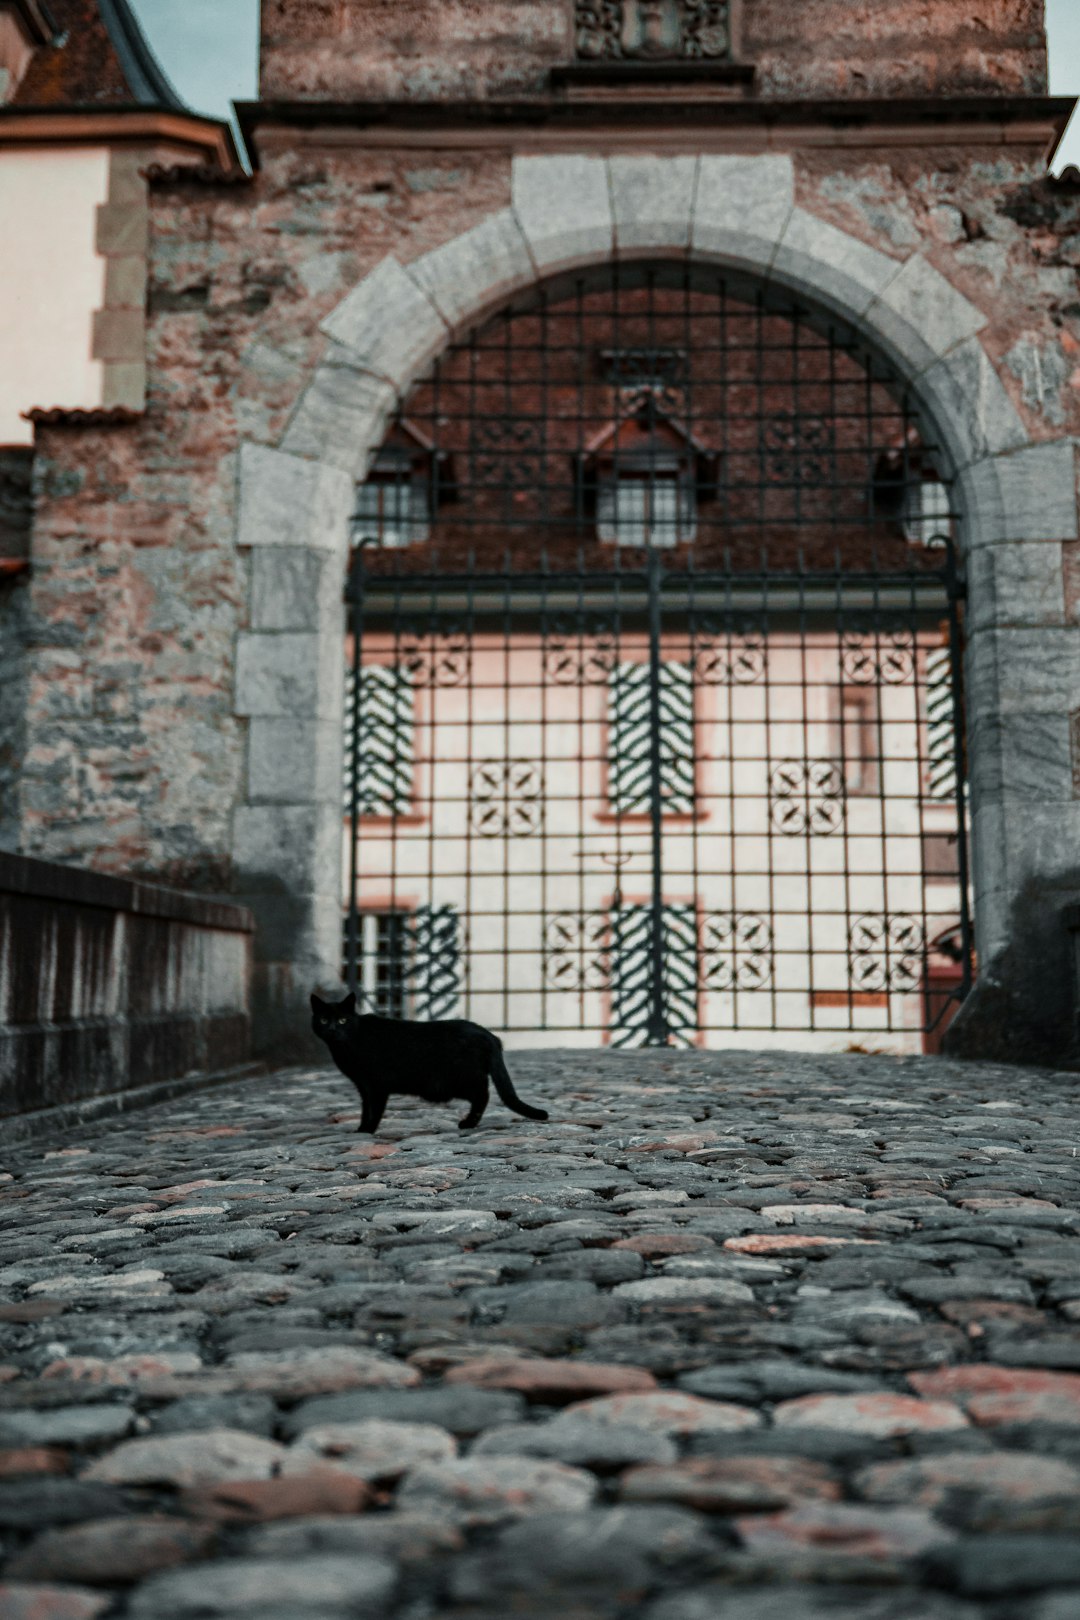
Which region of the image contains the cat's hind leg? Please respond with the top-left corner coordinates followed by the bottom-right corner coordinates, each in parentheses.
top-left (458, 1077), bottom-right (489, 1130)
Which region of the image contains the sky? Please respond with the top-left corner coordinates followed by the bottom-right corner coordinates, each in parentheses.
top-left (131, 0), bottom-right (1080, 169)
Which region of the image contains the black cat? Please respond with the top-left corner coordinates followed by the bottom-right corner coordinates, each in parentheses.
top-left (310, 992), bottom-right (549, 1133)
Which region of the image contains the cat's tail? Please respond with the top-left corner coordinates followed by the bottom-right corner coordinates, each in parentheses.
top-left (489, 1042), bottom-right (548, 1121)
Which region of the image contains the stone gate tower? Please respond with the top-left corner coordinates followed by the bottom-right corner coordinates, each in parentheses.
top-left (8, 1), bottom-right (1080, 1065)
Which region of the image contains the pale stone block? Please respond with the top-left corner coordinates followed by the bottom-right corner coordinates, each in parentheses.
top-left (1001, 802), bottom-right (1080, 882)
top-left (609, 156), bottom-right (697, 256)
top-left (236, 444), bottom-right (354, 554)
top-left (866, 254), bottom-right (987, 373)
top-left (962, 443), bottom-right (1079, 546)
top-left (248, 718), bottom-right (344, 805)
top-left (282, 347), bottom-right (397, 479)
top-left (104, 254), bottom-right (148, 309)
top-left (235, 632), bottom-right (321, 718)
top-left (918, 339), bottom-right (1027, 471)
top-left (101, 360), bottom-right (146, 411)
top-left (512, 154), bottom-right (614, 275)
top-left (251, 549), bottom-right (328, 632)
top-left (771, 207), bottom-right (900, 320)
top-left (408, 209), bottom-right (536, 331)
top-left (232, 803), bottom-right (341, 892)
top-left (968, 625), bottom-right (1080, 716)
top-left (91, 307), bottom-right (144, 362)
top-left (970, 712), bottom-right (1074, 803)
top-left (320, 256), bottom-right (448, 389)
top-left (966, 541), bottom-right (1065, 632)
top-left (95, 201), bottom-right (147, 257)
top-left (691, 154), bottom-right (794, 269)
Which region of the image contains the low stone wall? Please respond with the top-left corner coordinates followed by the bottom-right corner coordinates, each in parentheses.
top-left (0, 852), bottom-right (254, 1124)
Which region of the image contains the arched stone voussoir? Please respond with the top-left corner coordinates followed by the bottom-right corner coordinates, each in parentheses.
top-left (320, 255), bottom-right (449, 391)
top-left (690, 154), bottom-right (794, 274)
top-left (916, 337), bottom-right (1028, 475)
top-left (407, 209), bottom-right (538, 334)
top-left (512, 153), bottom-right (614, 277)
top-left (863, 253), bottom-right (988, 378)
top-left (770, 206), bottom-right (902, 323)
top-left (281, 345), bottom-right (398, 480)
top-left (958, 442), bottom-right (1079, 548)
top-left (609, 155), bottom-right (698, 258)
top-left (237, 443), bottom-right (355, 555)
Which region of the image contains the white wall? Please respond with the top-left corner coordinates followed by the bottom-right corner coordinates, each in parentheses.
top-left (0, 146), bottom-right (109, 444)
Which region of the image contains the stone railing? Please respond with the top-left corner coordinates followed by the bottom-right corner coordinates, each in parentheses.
top-left (0, 853), bottom-right (255, 1133)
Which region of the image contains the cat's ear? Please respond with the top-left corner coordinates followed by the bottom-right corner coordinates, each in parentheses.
top-left (310, 992), bottom-right (326, 1010)
top-left (343, 992), bottom-right (357, 1012)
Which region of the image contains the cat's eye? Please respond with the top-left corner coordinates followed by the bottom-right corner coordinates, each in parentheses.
top-left (338, 1017), bottom-right (347, 1024)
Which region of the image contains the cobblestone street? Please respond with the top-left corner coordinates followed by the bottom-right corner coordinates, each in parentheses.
top-left (2, 1050), bottom-right (1080, 1619)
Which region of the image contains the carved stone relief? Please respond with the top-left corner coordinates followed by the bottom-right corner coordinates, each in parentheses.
top-left (575, 1), bottom-right (732, 62)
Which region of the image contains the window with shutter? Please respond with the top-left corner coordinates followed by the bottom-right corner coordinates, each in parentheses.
top-left (608, 660), bottom-right (696, 816)
top-left (344, 664), bottom-right (415, 817)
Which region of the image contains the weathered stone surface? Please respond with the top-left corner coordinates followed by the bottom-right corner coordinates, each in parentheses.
top-left (472, 1418), bottom-right (678, 1470)
top-left (284, 1418), bottom-right (456, 1481)
top-left (7, 1515), bottom-right (218, 1585)
top-left (0, 1407), bottom-right (134, 1449)
top-left (397, 1454), bottom-right (597, 1525)
top-left (772, 1393), bottom-right (968, 1438)
top-left (444, 1356), bottom-right (657, 1401)
top-left (735, 1501), bottom-right (954, 1568)
top-left (620, 1455), bottom-right (840, 1513)
top-left (125, 1554), bottom-right (398, 1618)
top-left (0, 1588), bottom-right (111, 1620)
top-left (181, 1470), bottom-right (371, 1522)
top-left (82, 1429), bottom-right (285, 1488)
top-left (560, 1392), bottom-right (761, 1436)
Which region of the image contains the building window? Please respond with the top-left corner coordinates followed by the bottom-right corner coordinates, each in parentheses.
top-left (345, 665), bottom-right (415, 817)
top-left (597, 475), bottom-right (695, 548)
top-left (352, 477), bottom-right (429, 549)
top-left (609, 901), bottom-right (699, 1048)
top-left (837, 686), bottom-right (878, 795)
top-left (903, 478), bottom-right (951, 548)
top-left (608, 660), bottom-right (696, 816)
top-left (925, 646), bottom-right (958, 801)
top-left (343, 903), bottom-right (463, 1020)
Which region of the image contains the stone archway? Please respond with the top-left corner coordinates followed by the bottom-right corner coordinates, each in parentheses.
top-left (233, 153), bottom-right (1079, 1063)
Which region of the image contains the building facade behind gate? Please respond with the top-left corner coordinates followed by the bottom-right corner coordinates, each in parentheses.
top-left (3, 1), bottom-right (1080, 1067)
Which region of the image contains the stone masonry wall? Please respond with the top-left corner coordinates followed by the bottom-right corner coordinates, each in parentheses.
top-left (18, 134), bottom-right (1080, 1058)
top-left (259, 0), bottom-right (1048, 102)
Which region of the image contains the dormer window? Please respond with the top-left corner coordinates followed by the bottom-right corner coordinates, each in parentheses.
top-left (872, 440), bottom-right (952, 549)
top-left (581, 405), bottom-right (717, 549)
top-left (0, 2), bottom-right (54, 104)
top-left (351, 419), bottom-right (454, 550)
top-left (902, 477), bottom-right (951, 549)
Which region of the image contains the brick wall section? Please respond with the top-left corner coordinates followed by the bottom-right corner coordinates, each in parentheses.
top-left (259, 0), bottom-right (1048, 101)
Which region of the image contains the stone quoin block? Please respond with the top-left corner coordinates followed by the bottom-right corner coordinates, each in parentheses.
top-left (690, 154), bottom-right (795, 270)
top-left (235, 634), bottom-right (324, 720)
top-left (968, 626), bottom-right (1080, 717)
top-left (320, 256), bottom-right (448, 390)
top-left (962, 442), bottom-right (1079, 545)
top-left (232, 804), bottom-right (341, 894)
top-left (281, 348), bottom-right (398, 479)
top-left (247, 719), bottom-right (344, 806)
top-left (968, 711), bottom-right (1076, 803)
top-left (771, 207), bottom-right (901, 321)
top-left (236, 444), bottom-right (354, 554)
top-left (966, 541), bottom-right (1066, 633)
top-left (608, 156), bottom-right (698, 256)
top-left (511, 154), bottom-right (614, 275)
top-left (250, 549), bottom-right (331, 634)
top-left (407, 209), bottom-right (536, 332)
top-left (918, 338), bottom-right (1028, 471)
top-left (865, 253), bottom-right (988, 374)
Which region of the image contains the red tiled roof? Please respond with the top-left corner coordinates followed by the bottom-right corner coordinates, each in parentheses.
top-left (24, 406), bottom-right (142, 426)
top-left (12, 0), bottom-right (183, 110)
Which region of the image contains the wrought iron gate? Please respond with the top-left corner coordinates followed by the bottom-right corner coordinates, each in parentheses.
top-left (343, 544), bottom-right (972, 1049)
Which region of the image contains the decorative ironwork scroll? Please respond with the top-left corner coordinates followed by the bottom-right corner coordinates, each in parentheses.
top-left (770, 759), bottom-right (846, 837)
top-left (841, 625), bottom-right (916, 686)
top-left (470, 760), bottom-right (544, 838)
top-left (691, 618), bottom-right (767, 685)
top-left (470, 418), bottom-right (543, 490)
top-left (543, 911), bottom-right (613, 992)
top-left (576, 1), bottom-right (732, 61)
top-left (849, 913), bottom-right (925, 995)
top-left (762, 414), bottom-right (834, 485)
top-left (543, 617), bottom-right (619, 684)
top-left (398, 625), bottom-right (471, 687)
top-left (702, 912), bottom-right (774, 991)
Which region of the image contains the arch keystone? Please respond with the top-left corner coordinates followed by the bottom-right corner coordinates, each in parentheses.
top-left (609, 155), bottom-right (697, 257)
top-left (691, 154), bottom-right (794, 269)
top-left (512, 154), bottom-right (614, 276)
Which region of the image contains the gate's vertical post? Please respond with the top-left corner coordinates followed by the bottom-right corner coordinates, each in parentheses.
top-left (645, 547), bottom-right (672, 1046)
top-left (344, 547), bottom-right (365, 998)
top-left (944, 539), bottom-right (974, 1004)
